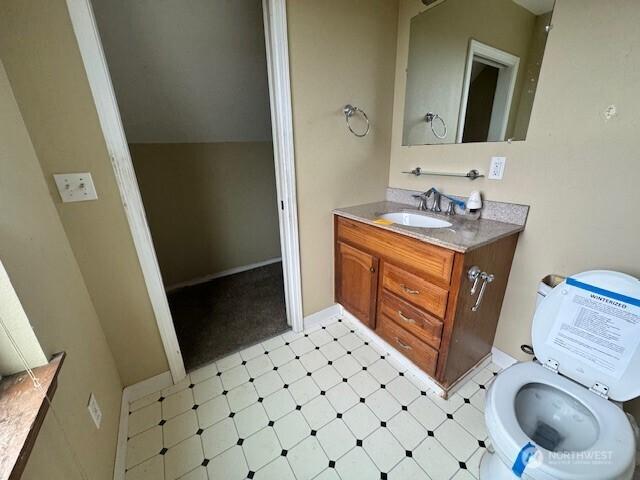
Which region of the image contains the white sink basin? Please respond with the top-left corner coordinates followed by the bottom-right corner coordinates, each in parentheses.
top-left (380, 212), bottom-right (452, 229)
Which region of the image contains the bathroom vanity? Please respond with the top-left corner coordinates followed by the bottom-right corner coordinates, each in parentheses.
top-left (334, 200), bottom-right (525, 397)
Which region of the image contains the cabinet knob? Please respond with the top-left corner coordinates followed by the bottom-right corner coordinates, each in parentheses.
top-left (370, 267), bottom-right (376, 273)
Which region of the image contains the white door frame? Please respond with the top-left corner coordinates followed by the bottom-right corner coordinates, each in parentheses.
top-left (66, 0), bottom-right (303, 383)
top-left (457, 39), bottom-right (520, 143)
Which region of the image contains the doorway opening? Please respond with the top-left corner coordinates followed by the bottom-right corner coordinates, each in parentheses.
top-left (69, 0), bottom-right (302, 380)
top-left (167, 259), bottom-right (287, 371)
top-left (462, 61), bottom-right (499, 142)
top-left (458, 40), bottom-right (520, 143)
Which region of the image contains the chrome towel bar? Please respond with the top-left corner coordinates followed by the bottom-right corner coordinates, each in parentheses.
top-left (401, 167), bottom-right (484, 180)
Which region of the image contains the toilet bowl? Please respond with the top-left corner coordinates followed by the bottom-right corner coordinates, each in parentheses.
top-left (481, 271), bottom-right (640, 479)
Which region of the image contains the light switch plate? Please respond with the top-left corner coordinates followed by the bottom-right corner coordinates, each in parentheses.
top-left (488, 156), bottom-right (506, 180)
top-left (87, 393), bottom-right (102, 429)
top-left (53, 172), bottom-right (98, 202)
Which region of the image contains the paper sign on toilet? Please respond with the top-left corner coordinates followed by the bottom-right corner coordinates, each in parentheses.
top-left (545, 278), bottom-right (640, 380)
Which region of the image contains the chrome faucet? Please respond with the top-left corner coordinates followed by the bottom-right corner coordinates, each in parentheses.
top-left (412, 187), bottom-right (441, 212)
top-left (412, 193), bottom-right (428, 211)
top-left (441, 192), bottom-right (466, 216)
top-left (413, 187), bottom-right (465, 215)
top-left (424, 188), bottom-right (442, 212)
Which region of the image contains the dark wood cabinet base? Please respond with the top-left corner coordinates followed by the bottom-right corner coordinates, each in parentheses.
top-left (334, 215), bottom-right (518, 397)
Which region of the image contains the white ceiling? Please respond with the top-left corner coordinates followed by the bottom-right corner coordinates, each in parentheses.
top-left (512, 0), bottom-right (555, 15)
top-left (92, 0), bottom-right (272, 143)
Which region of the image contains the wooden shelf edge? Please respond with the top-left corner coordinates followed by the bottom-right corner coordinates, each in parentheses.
top-left (0, 352), bottom-right (66, 480)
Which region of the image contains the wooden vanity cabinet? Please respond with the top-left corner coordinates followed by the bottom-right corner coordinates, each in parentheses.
top-left (334, 215), bottom-right (519, 396)
top-left (335, 241), bottom-right (378, 329)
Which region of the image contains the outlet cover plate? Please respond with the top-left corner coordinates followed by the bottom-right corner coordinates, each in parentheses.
top-left (488, 156), bottom-right (506, 180)
top-left (53, 172), bottom-right (98, 202)
top-left (88, 393), bottom-right (102, 429)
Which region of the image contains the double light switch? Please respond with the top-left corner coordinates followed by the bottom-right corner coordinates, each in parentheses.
top-left (53, 173), bottom-right (98, 203)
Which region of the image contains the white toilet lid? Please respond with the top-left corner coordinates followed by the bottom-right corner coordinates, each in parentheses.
top-left (532, 270), bottom-right (640, 402)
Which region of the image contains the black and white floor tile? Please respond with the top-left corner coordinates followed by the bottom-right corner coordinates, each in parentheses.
top-left (123, 315), bottom-right (499, 480)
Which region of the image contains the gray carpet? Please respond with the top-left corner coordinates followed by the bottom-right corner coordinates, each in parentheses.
top-left (168, 261), bottom-right (288, 372)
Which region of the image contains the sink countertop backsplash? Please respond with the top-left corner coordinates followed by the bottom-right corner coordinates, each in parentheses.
top-left (385, 187), bottom-right (529, 225)
top-left (333, 189), bottom-right (529, 253)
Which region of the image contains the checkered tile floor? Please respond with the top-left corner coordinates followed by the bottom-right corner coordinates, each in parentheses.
top-left (124, 315), bottom-right (499, 480)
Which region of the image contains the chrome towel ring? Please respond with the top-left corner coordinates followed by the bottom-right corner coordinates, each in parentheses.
top-left (425, 112), bottom-right (447, 139)
top-left (343, 104), bottom-right (370, 137)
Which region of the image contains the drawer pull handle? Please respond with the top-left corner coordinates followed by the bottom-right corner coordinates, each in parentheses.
top-left (395, 337), bottom-right (412, 350)
top-left (397, 311), bottom-right (417, 325)
top-left (400, 284), bottom-right (420, 295)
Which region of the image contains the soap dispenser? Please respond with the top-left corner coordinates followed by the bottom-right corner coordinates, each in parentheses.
top-left (466, 191), bottom-right (482, 219)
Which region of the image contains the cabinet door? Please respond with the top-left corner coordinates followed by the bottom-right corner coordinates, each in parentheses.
top-left (336, 241), bottom-right (379, 328)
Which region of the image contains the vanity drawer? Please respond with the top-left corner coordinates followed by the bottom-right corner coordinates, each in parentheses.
top-left (336, 217), bottom-right (454, 285)
top-left (378, 291), bottom-right (443, 350)
top-left (382, 263), bottom-right (448, 318)
top-left (377, 313), bottom-right (438, 376)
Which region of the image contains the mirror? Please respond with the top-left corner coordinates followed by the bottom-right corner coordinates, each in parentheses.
top-left (402, 0), bottom-right (554, 145)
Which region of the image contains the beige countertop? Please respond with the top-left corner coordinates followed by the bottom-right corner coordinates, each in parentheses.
top-left (333, 201), bottom-right (525, 253)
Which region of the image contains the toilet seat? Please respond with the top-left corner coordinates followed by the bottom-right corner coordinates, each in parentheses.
top-left (532, 270), bottom-right (640, 401)
top-left (485, 361), bottom-right (636, 480)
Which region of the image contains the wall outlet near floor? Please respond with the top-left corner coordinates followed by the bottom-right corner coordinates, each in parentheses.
top-left (53, 172), bottom-right (98, 202)
top-left (488, 156), bottom-right (506, 180)
top-left (87, 393), bottom-right (102, 429)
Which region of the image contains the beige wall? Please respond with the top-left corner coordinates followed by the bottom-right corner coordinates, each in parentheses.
top-left (403, 0), bottom-right (536, 145)
top-left (130, 142), bottom-right (281, 287)
top-left (0, 0), bottom-right (168, 386)
top-left (391, 0), bottom-right (640, 417)
top-left (92, 0), bottom-right (272, 143)
top-left (0, 60), bottom-right (122, 480)
top-left (0, 259), bottom-right (48, 375)
top-left (287, 0), bottom-right (400, 316)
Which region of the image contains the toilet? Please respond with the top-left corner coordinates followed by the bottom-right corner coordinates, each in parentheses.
top-left (481, 270), bottom-right (639, 479)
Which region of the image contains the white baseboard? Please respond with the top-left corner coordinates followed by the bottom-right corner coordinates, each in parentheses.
top-left (303, 304), bottom-right (342, 330)
top-left (114, 371), bottom-right (173, 480)
top-left (337, 304), bottom-right (517, 398)
top-left (114, 389), bottom-right (130, 480)
top-left (165, 257), bottom-right (282, 293)
top-left (337, 305), bottom-right (447, 397)
top-left (491, 346), bottom-right (518, 370)
top-left (126, 371), bottom-right (173, 403)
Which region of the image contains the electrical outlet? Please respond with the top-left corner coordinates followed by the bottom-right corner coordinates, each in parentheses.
top-left (53, 172), bottom-right (98, 203)
top-left (87, 393), bottom-right (102, 429)
top-left (488, 156), bottom-right (506, 180)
